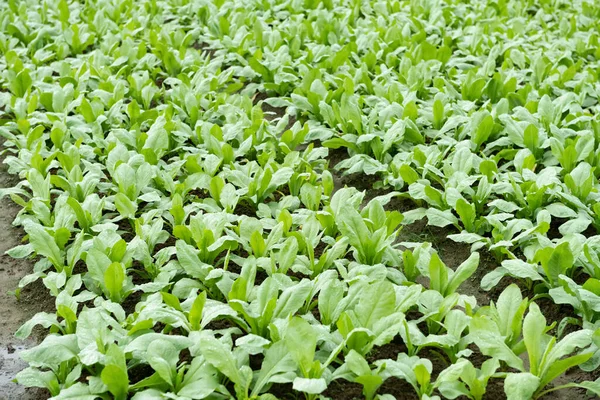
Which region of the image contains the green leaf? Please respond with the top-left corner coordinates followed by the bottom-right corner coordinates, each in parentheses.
top-left (24, 223), bottom-right (62, 269)
top-left (495, 284), bottom-right (527, 340)
top-left (292, 377), bottom-right (327, 394)
top-left (115, 192), bottom-right (137, 219)
top-left (285, 317), bottom-right (317, 376)
top-left (21, 335), bottom-right (79, 367)
top-left (277, 236), bottom-right (298, 273)
top-left (399, 164), bottom-right (419, 185)
top-left (523, 124), bottom-right (539, 154)
top-left (414, 363), bottom-right (430, 388)
top-left (575, 380), bottom-right (600, 396)
top-left (147, 339), bottom-right (179, 387)
top-left (455, 198), bottom-right (476, 232)
top-left (504, 373), bottom-right (540, 400)
top-left (200, 336), bottom-right (243, 386)
top-left (101, 365), bottom-right (129, 400)
top-left (540, 352), bottom-right (593, 390)
top-left (355, 280), bottom-right (395, 329)
top-left (318, 280), bottom-right (344, 326)
top-left (428, 253), bottom-right (449, 295)
top-left (251, 341), bottom-right (297, 396)
top-left (469, 320), bottom-right (524, 370)
top-left (433, 99), bottom-right (444, 130)
top-left (336, 205), bottom-right (371, 263)
top-left (250, 230), bottom-right (266, 257)
top-left (523, 303), bottom-right (547, 376)
top-left (543, 243), bottom-right (573, 287)
top-left (104, 262), bottom-right (125, 303)
top-left (446, 252), bottom-right (479, 296)
top-left (178, 357), bottom-right (219, 398)
top-left (426, 208), bottom-right (458, 228)
top-left (345, 350), bottom-right (372, 376)
top-left (189, 292), bottom-right (206, 331)
top-left (473, 114), bottom-right (494, 148)
top-left (273, 280), bottom-right (312, 319)
top-left (10, 69), bottom-right (32, 97)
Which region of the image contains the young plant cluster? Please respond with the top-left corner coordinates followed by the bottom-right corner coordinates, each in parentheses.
top-left (1, 0), bottom-right (600, 399)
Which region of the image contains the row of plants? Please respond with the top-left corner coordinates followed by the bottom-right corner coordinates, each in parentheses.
top-left (1, 0), bottom-right (600, 399)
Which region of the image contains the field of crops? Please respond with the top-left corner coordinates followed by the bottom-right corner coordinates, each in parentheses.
top-left (2, 0), bottom-right (600, 399)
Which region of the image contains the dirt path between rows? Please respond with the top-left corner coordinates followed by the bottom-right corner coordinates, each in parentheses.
top-left (0, 156), bottom-right (49, 400)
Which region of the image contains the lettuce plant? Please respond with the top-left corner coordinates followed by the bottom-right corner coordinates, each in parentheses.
top-left (472, 301), bottom-right (600, 399)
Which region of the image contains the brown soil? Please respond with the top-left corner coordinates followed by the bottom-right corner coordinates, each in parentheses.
top-left (328, 155), bottom-right (378, 195)
top-left (379, 377), bottom-right (420, 399)
top-left (322, 380), bottom-right (365, 399)
top-left (268, 383), bottom-right (297, 399)
top-left (234, 200), bottom-right (258, 218)
top-left (483, 378), bottom-right (508, 399)
top-left (192, 41), bottom-right (217, 58)
top-left (366, 339), bottom-right (407, 364)
top-left (252, 92), bottom-right (297, 131)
